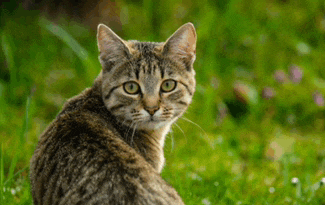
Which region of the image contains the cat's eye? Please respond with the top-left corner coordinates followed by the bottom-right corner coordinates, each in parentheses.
top-left (161, 80), bottom-right (177, 92)
top-left (123, 81), bottom-right (140, 94)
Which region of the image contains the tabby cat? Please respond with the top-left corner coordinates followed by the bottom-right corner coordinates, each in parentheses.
top-left (30, 22), bottom-right (197, 205)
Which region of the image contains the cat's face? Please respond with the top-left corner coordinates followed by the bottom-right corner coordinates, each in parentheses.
top-left (97, 23), bottom-right (196, 131)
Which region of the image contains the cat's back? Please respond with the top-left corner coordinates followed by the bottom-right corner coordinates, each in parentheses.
top-left (30, 84), bottom-right (184, 205)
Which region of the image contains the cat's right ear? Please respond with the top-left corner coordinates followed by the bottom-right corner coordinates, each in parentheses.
top-left (97, 24), bottom-right (132, 71)
top-left (162, 23), bottom-right (197, 67)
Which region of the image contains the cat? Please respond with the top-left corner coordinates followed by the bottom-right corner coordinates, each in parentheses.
top-left (30, 22), bottom-right (197, 205)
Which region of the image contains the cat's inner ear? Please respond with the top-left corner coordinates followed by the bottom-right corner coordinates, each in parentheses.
top-left (97, 24), bottom-right (132, 69)
top-left (163, 22), bottom-right (197, 65)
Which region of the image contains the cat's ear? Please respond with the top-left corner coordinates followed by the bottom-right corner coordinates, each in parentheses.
top-left (97, 24), bottom-right (132, 70)
top-left (163, 23), bottom-right (197, 66)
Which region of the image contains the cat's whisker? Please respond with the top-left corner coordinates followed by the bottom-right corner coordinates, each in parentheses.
top-left (130, 124), bottom-right (137, 146)
top-left (180, 117), bottom-right (211, 145)
top-left (125, 122), bottom-right (135, 140)
top-left (167, 130), bottom-right (175, 152)
top-left (180, 117), bottom-right (206, 133)
top-left (120, 118), bottom-right (128, 127)
top-left (133, 117), bottom-right (144, 121)
top-left (173, 123), bottom-right (186, 139)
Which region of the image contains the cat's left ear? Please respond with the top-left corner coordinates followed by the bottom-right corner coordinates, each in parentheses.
top-left (163, 23), bottom-right (197, 66)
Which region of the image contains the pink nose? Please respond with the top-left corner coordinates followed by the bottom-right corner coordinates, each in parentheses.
top-left (144, 106), bottom-right (159, 116)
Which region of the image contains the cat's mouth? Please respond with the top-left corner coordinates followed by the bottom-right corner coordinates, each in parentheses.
top-left (144, 116), bottom-right (161, 124)
top-left (132, 116), bottom-right (170, 130)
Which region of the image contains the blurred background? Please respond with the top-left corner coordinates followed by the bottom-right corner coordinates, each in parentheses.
top-left (1, 0), bottom-right (325, 204)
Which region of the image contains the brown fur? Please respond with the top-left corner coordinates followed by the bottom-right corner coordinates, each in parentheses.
top-left (30, 23), bottom-right (196, 205)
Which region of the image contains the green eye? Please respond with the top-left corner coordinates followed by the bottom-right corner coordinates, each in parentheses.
top-left (123, 81), bottom-right (140, 94)
top-left (161, 80), bottom-right (176, 92)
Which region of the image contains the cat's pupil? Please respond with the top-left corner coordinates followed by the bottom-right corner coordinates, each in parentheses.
top-left (124, 82), bottom-right (139, 94)
top-left (161, 80), bottom-right (176, 92)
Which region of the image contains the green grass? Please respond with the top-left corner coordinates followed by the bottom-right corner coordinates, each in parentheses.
top-left (1, 0), bottom-right (325, 204)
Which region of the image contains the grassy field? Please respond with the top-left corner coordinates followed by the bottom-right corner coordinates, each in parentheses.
top-left (1, 0), bottom-right (325, 204)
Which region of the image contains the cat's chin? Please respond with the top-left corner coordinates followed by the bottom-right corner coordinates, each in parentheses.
top-left (136, 120), bottom-right (170, 132)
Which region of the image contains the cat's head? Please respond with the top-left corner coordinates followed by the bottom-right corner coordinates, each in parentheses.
top-left (97, 23), bottom-right (196, 132)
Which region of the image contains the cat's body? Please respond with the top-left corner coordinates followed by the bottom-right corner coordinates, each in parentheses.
top-left (30, 23), bottom-right (196, 205)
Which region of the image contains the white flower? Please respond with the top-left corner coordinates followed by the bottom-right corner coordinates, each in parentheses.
top-left (296, 42), bottom-right (311, 55)
top-left (320, 178), bottom-right (325, 185)
top-left (269, 187), bottom-right (275, 193)
top-left (291, 177), bottom-right (299, 184)
top-left (11, 189), bottom-right (16, 195)
top-left (202, 198), bottom-right (211, 205)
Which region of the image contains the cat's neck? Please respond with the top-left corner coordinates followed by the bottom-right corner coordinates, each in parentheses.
top-left (133, 125), bottom-right (171, 173)
top-left (111, 122), bottom-right (170, 173)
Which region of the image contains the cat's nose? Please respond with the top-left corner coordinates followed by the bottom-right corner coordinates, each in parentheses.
top-left (144, 106), bottom-right (159, 116)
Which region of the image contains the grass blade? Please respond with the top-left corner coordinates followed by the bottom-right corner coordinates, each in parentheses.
top-left (0, 144), bottom-right (4, 204)
top-left (1, 33), bottom-right (16, 101)
top-left (20, 96), bottom-right (31, 144)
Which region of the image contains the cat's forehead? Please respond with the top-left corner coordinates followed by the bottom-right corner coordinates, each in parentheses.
top-left (126, 42), bottom-right (175, 77)
top-left (132, 56), bottom-right (176, 81)
top-left (130, 41), bottom-right (163, 55)
top-left (129, 41), bottom-right (163, 53)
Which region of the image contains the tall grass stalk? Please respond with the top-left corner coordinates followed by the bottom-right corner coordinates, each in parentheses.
top-left (39, 18), bottom-right (99, 84)
top-left (0, 144), bottom-right (4, 204)
top-left (1, 33), bottom-right (16, 101)
top-left (20, 95), bottom-right (32, 144)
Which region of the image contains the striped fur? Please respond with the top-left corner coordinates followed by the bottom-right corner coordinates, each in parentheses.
top-left (30, 23), bottom-right (196, 205)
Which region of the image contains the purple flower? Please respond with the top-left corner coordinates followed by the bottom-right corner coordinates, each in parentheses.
top-left (274, 70), bottom-right (288, 84)
top-left (218, 104), bottom-right (228, 119)
top-left (262, 87), bottom-right (275, 99)
top-left (30, 85), bottom-right (37, 96)
top-left (289, 65), bottom-right (303, 83)
top-left (313, 91), bottom-right (324, 107)
top-left (210, 77), bottom-right (219, 89)
top-left (216, 103), bottom-right (228, 125)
